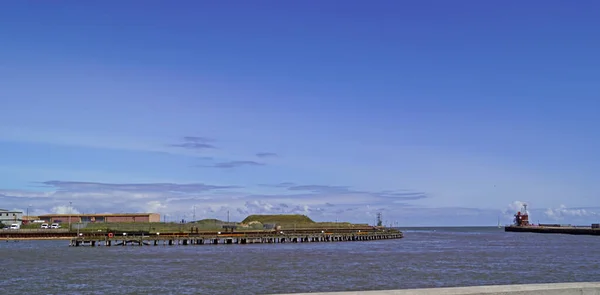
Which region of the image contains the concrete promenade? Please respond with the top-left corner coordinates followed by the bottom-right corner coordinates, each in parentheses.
top-left (273, 282), bottom-right (600, 295)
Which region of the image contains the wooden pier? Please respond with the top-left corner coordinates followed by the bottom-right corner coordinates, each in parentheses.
top-left (69, 230), bottom-right (403, 247)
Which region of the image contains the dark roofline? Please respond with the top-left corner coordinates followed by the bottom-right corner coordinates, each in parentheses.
top-left (38, 213), bottom-right (159, 217)
top-left (0, 209), bottom-right (22, 213)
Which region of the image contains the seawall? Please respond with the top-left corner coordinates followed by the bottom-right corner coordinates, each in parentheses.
top-left (505, 225), bottom-right (600, 236)
top-left (272, 282), bottom-right (600, 295)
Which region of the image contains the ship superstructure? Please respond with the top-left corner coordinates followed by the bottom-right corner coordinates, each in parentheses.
top-left (513, 204), bottom-right (530, 226)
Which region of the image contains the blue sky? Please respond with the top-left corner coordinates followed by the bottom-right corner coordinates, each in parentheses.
top-left (1, 1), bottom-right (599, 226)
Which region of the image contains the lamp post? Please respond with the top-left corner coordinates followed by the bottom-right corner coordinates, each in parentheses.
top-left (26, 204), bottom-right (31, 224)
top-left (69, 201), bottom-right (72, 231)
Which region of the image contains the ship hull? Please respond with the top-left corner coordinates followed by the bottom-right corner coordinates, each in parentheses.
top-left (505, 225), bottom-right (600, 236)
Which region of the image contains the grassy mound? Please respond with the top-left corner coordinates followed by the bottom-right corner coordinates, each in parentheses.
top-left (193, 218), bottom-right (224, 224)
top-left (241, 214), bottom-right (314, 224)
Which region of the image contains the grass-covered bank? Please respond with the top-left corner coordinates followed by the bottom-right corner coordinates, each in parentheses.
top-left (19, 214), bottom-right (375, 233)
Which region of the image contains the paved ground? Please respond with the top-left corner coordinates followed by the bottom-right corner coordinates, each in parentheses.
top-left (271, 282), bottom-right (600, 295)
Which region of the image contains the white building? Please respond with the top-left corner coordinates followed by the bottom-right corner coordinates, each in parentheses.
top-left (0, 209), bottom-right (23, 226)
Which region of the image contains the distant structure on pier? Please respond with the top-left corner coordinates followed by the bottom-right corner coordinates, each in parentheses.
top-left (38, 213), bottom-right (160, 224)
top-left (0, 209), bottom-right (23, 225)
top-left (513, 204), bottom-right (530, 226)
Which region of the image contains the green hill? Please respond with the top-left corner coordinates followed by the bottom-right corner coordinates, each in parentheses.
top-left (193, 218), bottom-right (224, 224)
top-left (241, 214), bottom-right (314, 224)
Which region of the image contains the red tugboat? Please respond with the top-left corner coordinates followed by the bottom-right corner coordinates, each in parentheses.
top-left (506, 203), bottom-right (600, 235)
top-left (513, 204), bottom-right (530, 226)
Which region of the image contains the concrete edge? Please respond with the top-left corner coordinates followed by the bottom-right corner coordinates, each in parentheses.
top-left (270, 282), bottom-right (600, 295)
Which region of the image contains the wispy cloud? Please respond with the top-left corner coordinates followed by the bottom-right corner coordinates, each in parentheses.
top-left (39, 180), bottom-right (238, 193)
top-left (0, 180), bottom-right (245, 217)
top-left (0, 179), bottom-right (429, 223)
top-left (259, 182), bottom-right (297, 188)
top-left (199, 161), bottom-right (265, 169)
top-left (499, 201), bottom-right (600, 224)
top-left (10, 180), bottom-right (597, 226)
top-left (503, 201), bottom-right (529, 215)
top-left (229, 183), bottom-right (428, 221)
top-left (288, 184), bottom-right (351, 193)
top-left (0, 189), bottom-right (53, 198)
top-left (169, 136), bottom-right (216, 150)
top-left (236, 200), bottom-right (313, 216)
top-left (51, 205), bottom-right (81, 214)
top-left (283, 183), bottom-right (428, 201)
top-left (544, 205), bottom-right (598, 220)
top-left (256, 152), bottom-right (278, 158)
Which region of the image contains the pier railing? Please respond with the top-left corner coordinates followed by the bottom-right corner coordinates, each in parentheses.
top-left (68, 229), bottom-right (403, 247)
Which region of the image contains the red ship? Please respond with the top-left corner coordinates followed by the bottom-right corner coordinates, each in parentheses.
top-left (513, 204), bottom-right (530, 226)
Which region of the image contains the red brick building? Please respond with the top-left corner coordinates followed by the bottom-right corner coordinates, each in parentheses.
top-left (38, 213), bottom-right (160, 223)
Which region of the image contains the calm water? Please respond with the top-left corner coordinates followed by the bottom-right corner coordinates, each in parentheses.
top-left (1, 227), bottom-right (599, 294)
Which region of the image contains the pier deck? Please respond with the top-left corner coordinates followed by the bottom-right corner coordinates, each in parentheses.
top-left (68, 230), bottom-right (403, 247)
top-left (505, 225), bottom-right (600, 236)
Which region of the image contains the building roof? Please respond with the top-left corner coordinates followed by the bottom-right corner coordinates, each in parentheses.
top-left (38, 213), bottom-right (158, 217)
top-left (0, 209), bottom-right (22, 213)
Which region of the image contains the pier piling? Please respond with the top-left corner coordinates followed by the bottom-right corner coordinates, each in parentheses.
top-left (67, 230), bottom-right (403, 248)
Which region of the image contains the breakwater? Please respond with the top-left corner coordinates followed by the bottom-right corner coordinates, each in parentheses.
top-left (505, 225), bottom-right (600, 236)
top-left (69, 230), bottom-right (402, 247)
top-left (272, 282), bottom-right (600, 295)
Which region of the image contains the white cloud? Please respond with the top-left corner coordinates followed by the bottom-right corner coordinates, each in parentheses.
top-left (145, 201), bottom-right (167, 213)
top-left (0, 180), bottom-right (418, 223)
top-left (500, 200), bottom-right (530, 221)
top-left (544, 205), bottom-right (598, 221)
top-left (51, 205), bottom-right (81, 214)
top-left (506, 200), bottom-right (529, 214)
top-left (6, 181), bottom-right (597, 226)
top-left (0, 189), bottom-right (53, 198)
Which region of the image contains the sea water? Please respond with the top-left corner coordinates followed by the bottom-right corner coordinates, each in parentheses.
top-left (0, 226), bottom-right (598, 294)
